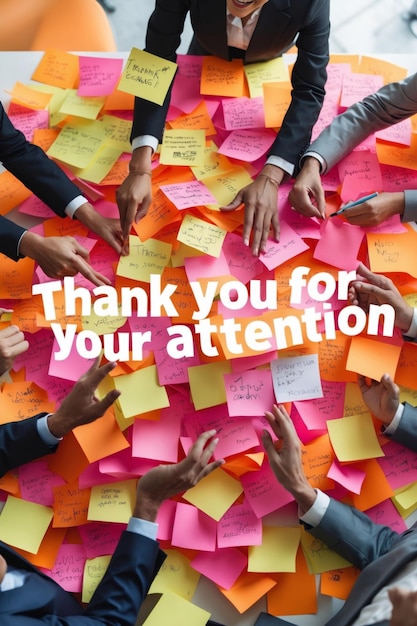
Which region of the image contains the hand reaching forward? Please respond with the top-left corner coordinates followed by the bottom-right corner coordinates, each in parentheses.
top-left (0, 310), bottom-right (29, 376)
top-left (261, 404), bottom-right (316, 515)
top-left (47, 360), bottom-right (120, 438)
top-left (19, 232), bottom-right (111, 287)
top-left (358, 374), bottom-right (400, 426)
top-left (288, 157), bottom-right (326, 219)
top-left (134, 430), bottom-right (224, 521)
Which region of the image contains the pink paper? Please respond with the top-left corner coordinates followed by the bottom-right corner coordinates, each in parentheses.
top-left (338, 150), bottom-right (383, 202)
top-left (294, 381), bottom-right (346, 430)
top-left (376, 117), bottom-right (412, 146)
top-left (222, 96), bottom-right (265, 130)
top-left (222, 231), bottom-right (264, 284)
top-left (313, 219), bottom-right (364, 271)
top-left (48, 338), bottom-right (96, 382)
top-left (191, 547), bottom-right (247, 589)
top-left (78, 55), bottom-right (124, 96)
top-left (381, 163), bottom-right (417, 193)
top-left (377, 439), bottom-right (417, 490)
top-left (171, 55), bottom-right (204, 113)
top-left (9, 106), bottom-right (49, 142)
top-left (99, 449), bottom-right (159, 480)
top-left (131, 405), bottom-right (182, 462)
top-left (18, 460), bottom-right (65, 506)
top-left (184, 249), bottom-right (230, 283)
top-left (327, 459), bottom-right (366, 495)
top-left (218, 128), bottom-right (276, 162)
top-left (258, 221), bottom-right (309, 270)
top-left (154, 342), bottom-right (201, 385)
top-left (217, 501), bottom-right (262, 548)
top-left (18, 195), bottom-right (55, 219)
top-left (156, 499), bottom-right (177, 541)
top-left (43, 544), bottom-right (86, 592)
top-left (365, 498), bottom-right (408, 533)
top-left (160, 181), bottom-right (217, 210)
top-left (171, 502), bottom-right (217, 551)
top-left (241, 460), bottom-right (294, 518)
top-left (340, 73), bottom-right (383, 109)
top-left (78, 522), bottom-right (124, 558)
top-left (224, 369), bottom-right (275, 417)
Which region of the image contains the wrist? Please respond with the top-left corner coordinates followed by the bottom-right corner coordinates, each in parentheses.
top-left (390, 192), bottom-right (405, 217)
top-left (288, 481), bottom-right (317, 515)
top-left (302, 156), bottom-right (322, 174)
top-left (133, 490), bottom-right (161, 522)
top-left (46, 411), bottom-right (70, 439)
top-left (260, 164), bottom-right (285, 185)
top-left (19, 231), bottom-right (43, 260)
top-left (72, 202), bottom-right (98, 229)
top-left (130, 146), bottom-right (153, 173)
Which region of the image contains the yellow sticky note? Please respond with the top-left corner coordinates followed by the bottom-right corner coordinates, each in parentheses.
top-left (191, 144), bottom-right (234, 181)
top-left (143, 591), bottom-right (211, 626)
top-left (88, 479), bottom-right (137, 524)
top-left (9, 82), bottom-right (52, 110)
top-left (203, 166), bottom-right (253, 208)
top-left (118, 47), bottom-right (177, 105)
top-left (160, 128), bottom-right (206, 166)
top-left (393, 481), bottom-right (417, 511)
top-left (149, 549), bottom-right (200, 599)
top-left (116, 235), bottom-right (172, 282)
top-left (82, 555), bottom-right (111, 603)
top-left (327, 413), bottom-right (384, 463)
top-left (82, 306), bottom-right (127, 336)
top-left (301, 528), bottom-right (352, 574)
top-left (47, 123), bottom-right (105, 168)
top-left (101, 114), bottom-right (133, 152)
top-left (188, 361), bottom-right (232, 410)
top-left (59, 89), bottom-right (106, 119)
top-left (248, 526), bottom-right (301, 573)
top-left (244, 57), bottom-right (289, 98)
top-left (177, 214), bottom-right (226, 257)
top-left (183, 468), bottom-right (243, 521)
top-left (0, 495), bottom-right (53, 554)
top-left (75, 144), bottom-right (122, 184)
top-left (113, 365), bottom-right (170, 418)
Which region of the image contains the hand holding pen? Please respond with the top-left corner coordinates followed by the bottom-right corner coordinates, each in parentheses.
top-left (329, 191), bottom-right (405, 227)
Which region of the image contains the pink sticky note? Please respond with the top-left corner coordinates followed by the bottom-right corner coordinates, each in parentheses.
top-left (218, 128), bottom-right (276, 162)
top-left (154, 342), bottom-right (201, 386)
top-left (231, 349), bottom-right (278, 373)
top-left (241, 460), bottom-right (294, 518)
top-left (217, 501), bottom-right (262, 548)
top-left (13, 328), bottom-right (54, 385)
top-left (19, 195), bottom-right (55, 218)
top-left (172, 502), bottom-right (217, 551)
top-left (381, 163), bottom-right (417, 194)
top-left (78, 462), bottom-right (116, 489)
top-left (78, 55), bottom-right (124, 96)
top-left (294, 381), bottom-right (346, 430)
top-left (290, 404), bottom-right (326, 445)
top-left (78, 522), bottom-right (124, 558)
top-left (191, 547), bottom-right (247, 589)
top-left (171, 55), bottom-right (204, 113)
top-left (258, 221), bottom-right (309, 270)
top-left (338, 149), bottom-right (383, 203)
top-left (313, 219), bottom-right (364, 271)
top-left (43, 544), bottom-right (86, 592)
top-left (327, 459), bottom-right (366, 495)
top-left (18, 461), bottom-right (65, 506)
top-left (365, 499), bottom-right (407, 533)
top-left (98, 449), bottom-right (159, 480)
top-left (340, 73), bottom-right (383, 109)
top-left (93, 199), bottom-right (120, 219)
top-left (222, 96), bottom-right (265, 130)
top-left (128, 315), bottom-right (172, 350)
top-left (311, 89), bottom-right (341, 141)
top-left (160, 181), bottom-right (217, 210)
top-left (9, 106), bottom-right (49, 142)
top-left (224, 369), bottom-right (275, 417)
top-left (131, 406), bottom-right (182, 462)
top-left (184, 249), bottom-right (230, 283)
top-left (222, 231), bottom-right (264, 284)
top-left (48, 338), bottom-right (96, 382)
top-left (377, 439), bottom-right (417, 490)
top-left (156, 499), bottom-right (177, 541)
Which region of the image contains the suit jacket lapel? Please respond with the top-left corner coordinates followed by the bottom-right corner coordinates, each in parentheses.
top-left (246, 0), bottom-right (292, 62)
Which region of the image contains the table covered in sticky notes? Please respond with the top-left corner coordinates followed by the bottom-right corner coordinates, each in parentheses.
top-left (1, 49), bottom-right (417, 626)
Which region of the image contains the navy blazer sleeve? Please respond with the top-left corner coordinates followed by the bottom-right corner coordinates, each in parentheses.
top-left (0, 102), bottom-right (84, 260)
top-left (0, 414), bottom-right (57, 477)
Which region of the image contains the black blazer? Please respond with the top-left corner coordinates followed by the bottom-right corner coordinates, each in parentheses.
top-left (0, 103), bottom-right (83, 261)
top-left (132, 0), bottom-right (330, 170)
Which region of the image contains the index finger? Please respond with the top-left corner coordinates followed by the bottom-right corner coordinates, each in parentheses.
top-left (122, 198), bottom-right (138, 239)
top-left (82, 359), bottom-right (117, 387)
top-left (71, 255), bottom-right (111, 287)
top-left (264, 404), bottom-right (297, 440)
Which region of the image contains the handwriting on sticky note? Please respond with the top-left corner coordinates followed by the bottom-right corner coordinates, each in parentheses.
top-left (271, 354), bottom-right (323, 402)
top-left (177, 214), bottom-right (226, 257)
top-left (118, 47), bottom-right (177, 105)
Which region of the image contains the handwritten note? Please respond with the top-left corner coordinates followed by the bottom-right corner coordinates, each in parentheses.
top-left (118, 47), bottom-right (177, 105)
top-left (271, 354), bottom-right (323, 402)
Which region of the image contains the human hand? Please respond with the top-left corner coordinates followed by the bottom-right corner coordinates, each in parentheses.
top-left (343, 192), bottom-right (404, 227)
top-left (47, 360), bottom-right (120, 438)
top-left (134, 430), bottom-right (224, 521)
top-left (288, 157), bottom-right (326, 219)
top-left (75, 203), bottom-right (126, 255)
top-left (0, 313), bottom-right (29, 376)
top-left (261, 404), bottom-right (316, 514)
top-left (19, 232), bottom-right (111, 287)
top-left (357, 374), bottom-right (400, 426)
top-left (389, 587), bottom-right (417, 626)
top-left (220, 166), bottom-right (283, 257)
top-left (348, 262), bottom-right (413, 332)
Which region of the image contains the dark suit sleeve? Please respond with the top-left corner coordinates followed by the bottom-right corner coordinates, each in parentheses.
top-left (0, 214), bottom-right (27, 261)
top-left (267, 0), bottom-right (329, 168)
top-left (0, 102), bottom-right (83, 217)
top-left (0, 414), bottom-right (57, 477)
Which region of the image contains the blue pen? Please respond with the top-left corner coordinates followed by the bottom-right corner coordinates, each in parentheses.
top-left (330, 192), bottom-right (378, 217)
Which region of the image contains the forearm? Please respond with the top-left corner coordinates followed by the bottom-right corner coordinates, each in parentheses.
top-left (0, 415), bottom-right (55, 476)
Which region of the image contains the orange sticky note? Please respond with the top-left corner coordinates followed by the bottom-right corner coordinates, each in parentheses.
top-left (200, 56), bottom-right (245, 97)
top-left (358, 56), bottom-right (407, 84)
top-left (376, 133), bottom-right (417, 171)
top-left (367, 229), bottom-right (417, 278)
top-left (395, 341), bottom-right (417, 390)
top-left (329, 54), bottom-right (360, 72)
top-left (318, 332), bottom-right (356, 383)
top-left (267, 548), bottom-right (317, 616)
top-left (160, 266), bottom-right (199, 324)
top-left (350, 459), bottom-right (394, 511)
top-left (168, 100), bottom-right (216, 136)
top-left (42, 215), bottom-right (89, 238)
top-left (0, 170), bottom-right (32, 215)
top-left (103, 88), bottom-right (135, 111)
top-left (33, 127), bottom-right (61, 152)
top-left (47, 432), bottom-right (90, 483)
top-left (346, 335), bottom-right (402, 381)
top-left (263, 82), bottom-right (292, 128)
top-left (302, 434), bottom-right (335, 491)
top-left (0, 381), bottom-right (54, 423)
top-left (52, 481), bottom-right (91, 527)
top-left (0, 255), bottom-right (34, 300)
top-left (0, 471), bottom-right (19, 495)
top-left (133, 188), bottom-right (180, 241)
top-left (9, 296), bottom-right (46, 333)
top-left (9, 82), bottom-right (52, 110)
top-left (73, 408), bottom-right (130, 463)
top-left (320, 566), bottom-right (361, 601)
top-left (219, 570), bottom-right (277, 613)
top-left (31, 49), bottom-right (80, 89)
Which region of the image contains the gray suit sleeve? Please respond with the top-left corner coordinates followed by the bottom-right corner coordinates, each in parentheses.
top-left (388, 402), bottom-right (417, 450)
top-left (304, 73), bottom-right (417, 173)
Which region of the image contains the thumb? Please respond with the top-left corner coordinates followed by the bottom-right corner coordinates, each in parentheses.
top-left (72, 240), bottom-right (89, 260)
top-left (381, 373), bottom-right (399, 397)
top-left (261, 428), bottom-right (276, 457)
top-left (220, 191), bottom-right (244, 212)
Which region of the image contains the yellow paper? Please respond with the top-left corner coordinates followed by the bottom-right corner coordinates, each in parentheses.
top-left (244, 57), bottom-right (289, 98)
top-left (101, 114), bottom-right (132, 152)
top-left (118, 47), bottom-right (177, 105)
top-left (301, 528), bottom-right (352, 574)
top-left (82, 555), bottom-right (111, 602)
top-left (327, 413), bottom-right (384, 462)
top-left (393, 481), bottom-right (417, 511)
top-left (177, 214), bottom-right (227, 257)
top-left (59, 88), bottom-right (106, 119)
top-left (343, 381), bottom-right (370, 417)
top-left (116, 235), bottom-right (172, 282)
top-left (191, 144), bottom-right (234, 181)
top-left (75, 144), bottom-right (123, 184)
top-left (248, 526), bottom-right (301, 573)
top-left (160, 129), bottom-right (206, 166)
top-left (149, 549), bottom-right (200, 599)
top-left (82, 307), bottom-right (127, 336)
top-left (113, 365), bottom-right (170, 418)
top-left (143, 591), bottom-right (211, 626)
top-left (188, 361), bottom-right (232, 410)
top-left (183, 468), bottom-right (243, 521)
top-left (203, 166), bottom-right (253, 208)
top-left (47, 122), bottom-right (105, 168)
top-left (0, 495), bottom-right (53, 554)
top-left (87, 479), bottom-right (137, 524)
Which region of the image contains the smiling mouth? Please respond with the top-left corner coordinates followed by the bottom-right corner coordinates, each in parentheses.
top-left (232, 0), bottom-right (257, 7)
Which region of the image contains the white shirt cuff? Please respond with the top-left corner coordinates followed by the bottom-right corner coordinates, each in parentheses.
top-left (404, 308), bottom-right (417, 339)
top-left (300, 489), bottom-right (330, 526)
top-left (265, 155), bottom-right (294, 177)
top-left (65, 195), bottom-right (88, 219)
top-left (16, 230), bottom-right (28, 257)
top-left (127, 516), bottom-right (158, 541)
top-left (131, 135), bottom-right (159, 154)
top-left (300, 151), bottom-right (327, 174)
top-left (383, 402), bottom-right (404, 436)
top-left (36, 414), bottom-right (62, 447)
